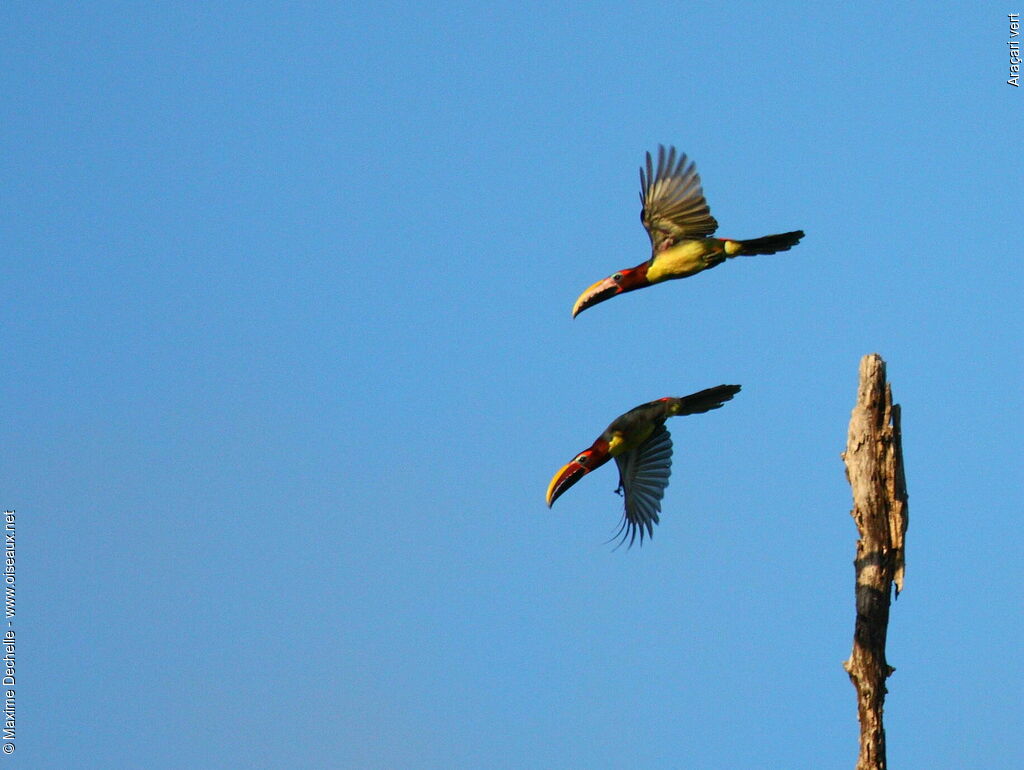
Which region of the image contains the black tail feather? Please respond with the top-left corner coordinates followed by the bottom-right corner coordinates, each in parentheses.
top-left (674, 384), bottom-right (742, 416)
top-left (737, 230), bottom-right (804, 255)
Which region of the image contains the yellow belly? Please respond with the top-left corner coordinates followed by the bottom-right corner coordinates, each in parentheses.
top-left (646, 240), bottom-right (714, 283)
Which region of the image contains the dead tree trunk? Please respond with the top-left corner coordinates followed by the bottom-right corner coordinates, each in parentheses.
top-left (841, 354), bottom-right (909, 770)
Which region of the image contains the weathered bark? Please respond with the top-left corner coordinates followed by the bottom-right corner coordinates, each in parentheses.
top-left (841, 354), bottom-right (909, 770)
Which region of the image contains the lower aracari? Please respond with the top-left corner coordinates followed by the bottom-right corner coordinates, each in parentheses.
top-left (546, 384), bottom-right (741, 547)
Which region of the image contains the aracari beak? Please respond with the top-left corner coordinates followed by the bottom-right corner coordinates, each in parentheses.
top-left (572, 276), bottom-right (621, 318)
top-left (546, 460), bottom-right (589, 507)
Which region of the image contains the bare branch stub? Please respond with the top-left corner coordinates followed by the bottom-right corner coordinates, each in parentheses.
top-left (841, 354), bottom-right (909, 770)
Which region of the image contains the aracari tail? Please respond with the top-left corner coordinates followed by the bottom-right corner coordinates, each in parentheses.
top-left (673, 384), bottom-right (742, 415)
top-left (735, 230), bottom-right (805, 255)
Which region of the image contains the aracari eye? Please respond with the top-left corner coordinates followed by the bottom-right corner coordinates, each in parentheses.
top-left (613, 273), bottom-right (623, 282)
top-left (576, 454), bottom-right (588, 464)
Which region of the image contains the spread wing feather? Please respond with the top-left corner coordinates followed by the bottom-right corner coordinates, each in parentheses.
top-left (640, 145), bottom-right (718, 252)
top-left (611, 425), bottom-right (673, 548)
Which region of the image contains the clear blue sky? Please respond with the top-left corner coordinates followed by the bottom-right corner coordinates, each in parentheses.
top-left (4, 3), bottom-right (1021, 768)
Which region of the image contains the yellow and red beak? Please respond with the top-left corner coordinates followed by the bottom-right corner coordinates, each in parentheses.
top-left (546, 459), bottom-right (589, 507)
top-left (571, 264), bottom-right (650, 318)
top-left (545, 443), bottom-right (612, 507)
top-left (572, 276), bottom-right (622, 318)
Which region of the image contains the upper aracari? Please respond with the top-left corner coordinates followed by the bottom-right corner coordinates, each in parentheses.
top-left (546, 384), bottom-right (741, 547)
top-left (571, 145), bottom-right (805, 317)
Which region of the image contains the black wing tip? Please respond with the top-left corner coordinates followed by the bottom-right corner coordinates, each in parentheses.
top-left (643, 144), bottom-right (697, 173)
top-left (607, 516), bottom-right (655, 551)
top-left (607, 498), bottom-right (663, 551)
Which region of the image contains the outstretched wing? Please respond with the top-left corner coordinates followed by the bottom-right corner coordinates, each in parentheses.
top-left (640, 145), bottom-right (718, 252)
top-left (611, 424), bottom-right (673, 548)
